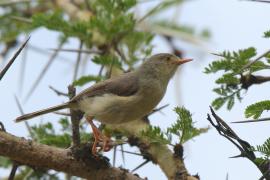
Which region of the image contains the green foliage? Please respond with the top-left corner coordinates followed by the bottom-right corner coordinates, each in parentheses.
top-left (141, 107), bottom-right (208, 145)
top-left (141, 126), bottom-right (170, 144)
top-left (0, 13), bottom-right (33, 42)
top-left (73, 75), bottom-right (103, 87)
top-left (168, 107), bottom-right (209, 144)
top-left (0, 156), bottom-right (11, 168)
top-left (205, 47), bottom-right (258, 74)
top-left (205, 47), bottom-right (270, 110)
top-left (263, 30), bottom-right (270, 38)
top-left (30, 122), bottom-right (71, 148)
top-left (245, 100), bottom-right (270, 119)
top-left (252, 138), bottom-right (270, 159)
top-left (32, 11), bottom-right (93, 43)
top-left (92, 55), bottom-right (122, 67)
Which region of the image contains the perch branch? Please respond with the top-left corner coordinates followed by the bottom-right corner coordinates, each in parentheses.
top-left (0, 131), bottom-right (143, 180)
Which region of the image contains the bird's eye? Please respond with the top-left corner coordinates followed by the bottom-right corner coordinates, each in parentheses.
top-left (166, 57), bottom-right (170, 61)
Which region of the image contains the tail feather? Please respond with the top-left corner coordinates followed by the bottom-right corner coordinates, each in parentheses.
top-left (15, 103), bottom-right (71, 122)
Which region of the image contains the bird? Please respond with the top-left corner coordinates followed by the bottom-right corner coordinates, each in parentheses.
top-left (15, 53), bottom-right (192, 155)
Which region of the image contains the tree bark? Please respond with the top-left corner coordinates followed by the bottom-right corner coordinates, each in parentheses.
top-left (0, 131), bottom-right (143, 180)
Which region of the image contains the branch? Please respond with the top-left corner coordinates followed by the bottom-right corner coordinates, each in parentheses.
top-left (241, 74), bottom-right (270, 89)
top-left (207, 107), bottom-right (270, 179)
top-left (0, 131), bottom-right (143, 180)
top-left (109, 120), bottom-right (192, 180)
top-left (68, 85), bottom-right (83, 147)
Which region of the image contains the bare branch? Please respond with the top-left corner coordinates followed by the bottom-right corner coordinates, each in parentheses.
top-left (49, 86), bottom-right (68, 97)
top-left (0, 131), bottom-right (143, 180)
top-left (0, 37), bottom-right (30, 81)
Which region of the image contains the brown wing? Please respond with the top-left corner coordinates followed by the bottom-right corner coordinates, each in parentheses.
top-left (70, 72), bottom-right (139, 103)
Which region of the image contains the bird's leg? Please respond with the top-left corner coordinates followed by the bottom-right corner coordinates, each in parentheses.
top-left (86, 116), bottom-right (112, 155)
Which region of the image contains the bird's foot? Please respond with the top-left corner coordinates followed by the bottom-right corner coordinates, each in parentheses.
top-left (86, 116), bottom-right (113, 156)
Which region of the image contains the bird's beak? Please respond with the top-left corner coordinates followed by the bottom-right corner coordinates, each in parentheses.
top-left (174, 58), bottom-right (193, 65)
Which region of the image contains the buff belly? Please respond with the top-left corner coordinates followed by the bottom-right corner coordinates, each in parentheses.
top-left (78, 93), bottom-right (155, 124)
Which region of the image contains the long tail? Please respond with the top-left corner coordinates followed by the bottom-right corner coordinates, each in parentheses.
top-left (15, 103), bottom-right (71, 122)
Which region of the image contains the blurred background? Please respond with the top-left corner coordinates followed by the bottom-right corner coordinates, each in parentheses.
top-left (1, 0), bottom-right (270, 179)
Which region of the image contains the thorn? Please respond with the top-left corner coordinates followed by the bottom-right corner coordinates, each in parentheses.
top-left (149, 104), bottom-right (169, 116)
top-left (24, 42), bottom-right (64, 102)
top-left (231, 117), bottom-right (270, 123)
top-left (120, 144), bottom-right (125, 167)
top-left (131, 160), bottom-right (149, 172)
top-left (14, 95), bottom-right (34, 137)
top-left (49, 48), bottom-right (101, 54)
top-left (229, 154), bottom-right (244, 158)
top-left (0, 36), bottom-right (30, 81)
top-left (49, 86), bottom-right (68, 97)
top-left (117, 150), bottom-right (143, 156)
top-left (113, 146), bottom-right (117, 167)
top-left (73, 41), bottom-right (83, 82)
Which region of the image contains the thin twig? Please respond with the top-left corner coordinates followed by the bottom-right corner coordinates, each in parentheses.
top-left (49, 86), bottom-right (68, 97)
top-left (0, 37), bottom-right (30, 81)
top-left (231, 117), bottom-right (270, 123)
top-left (8, 163), bottom-right (19, 180)
top-left (50, 48), bottom-right (101, 54)
top-left (240, 49), bottom-right (270, 72)
top-left (19, 42), bottom-right (28, 95)
top-left (10, 16), bottom-right (32, 24)
top-left (98, 65), bottom-right (105, 76)
top-left (207, 107), bottom-right (256, 160)
top-left (148, 104), bottom-right (169, 116)
top-left (14, 95), bottom-right (34, 138)
top-left (73, 41), bottom-right (83, 81)
top-left (120, 144), bottom-right (125, 166)
top-left (26, 44), bottom-right (72, 63)
top-left (54, 111), bottom-right (71, 116)
top-left (131, 160), bottom-right (150, 172)
top-left (118, 150), bottom-right (143, 156)
top-left (113, 146), bottom-right (117, 167)
top-left (24, 41), bottom-right (64, 102)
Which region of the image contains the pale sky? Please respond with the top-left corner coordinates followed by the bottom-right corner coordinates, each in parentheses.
top-left (1, 0), bottom-right (270, 179)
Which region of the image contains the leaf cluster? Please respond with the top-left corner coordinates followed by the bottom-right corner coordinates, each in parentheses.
top-left (252, 138), bottom-right (270, 160)
top-left (205, 47), bottom-right (269, 110)
top-left (245, 100), bottom-right (270, 119)
top-left (141, 107), bottom-right (208, 145)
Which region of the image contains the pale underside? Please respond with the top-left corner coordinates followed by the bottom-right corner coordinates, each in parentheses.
top-left (78, 92), bottom-right (162, 124)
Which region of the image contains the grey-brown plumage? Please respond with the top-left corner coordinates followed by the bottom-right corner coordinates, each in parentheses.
top-left (15, 53), bottom-right (192, 124)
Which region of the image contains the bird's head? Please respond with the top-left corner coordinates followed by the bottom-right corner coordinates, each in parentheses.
top-left (140, 53), bottom-right (192, 80)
